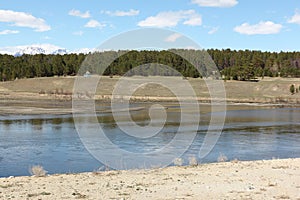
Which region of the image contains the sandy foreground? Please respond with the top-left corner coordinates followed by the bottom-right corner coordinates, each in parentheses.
top-left (0, 158), bottom-right (299, 200)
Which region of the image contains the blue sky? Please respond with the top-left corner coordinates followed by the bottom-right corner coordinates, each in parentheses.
top-left (0, 0), bottom-right (300, 52)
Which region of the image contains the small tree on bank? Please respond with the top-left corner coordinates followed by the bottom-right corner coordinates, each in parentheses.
top-left (290, 84), bottom-right (295, 94)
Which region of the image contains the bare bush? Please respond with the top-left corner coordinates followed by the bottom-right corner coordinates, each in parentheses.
top-left (173, 158), bottom-right (183, 166)
top-left (39, 89), bottom-right (46, 95)
top-left (93, 165), bottom-right (110, 174)
top-left (29, 165), bottom-right (47, 177)
top-left (217, 153), bottom-right (228, 162)
top-left (188, 156), bottom-right (198, 166)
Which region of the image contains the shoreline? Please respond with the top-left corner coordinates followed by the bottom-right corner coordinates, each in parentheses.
top-left (1, 158), bottom-right (299, 199)
top-left (0, 98), bottom-right (298, 115)
top-left (2, 91), bottom-right (300, 104)
top-left (0, 76), bottom-right (299, 115)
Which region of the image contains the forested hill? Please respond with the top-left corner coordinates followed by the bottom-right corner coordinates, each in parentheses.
top-left (0, 49), bottom-right (300, 81)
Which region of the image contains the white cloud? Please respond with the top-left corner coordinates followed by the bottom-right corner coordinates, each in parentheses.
top-left (43, 36), bottom-right (51, 40)
top-left (68, 9), bottom-right (91, 18)
top-left (288, 11), bottom-right (300, 25)
top-left (85, 19), bottom-right (106, 28)
top-left (234, 21), bottom-right (282, 35)
top-left (0, 9), bottom-right (51, 32)
top-left (138, 10), bottom-right (202, 28)
top-left (208, 27), bottom-right (219, 34)
top-left (191, 0), bottom-right (238, 7)
top-left (102, 9), bottom-right (140, 17)
top-left (183, 15), bottom-right (202, 26)
top-left (165, 33), bottom-right (182, 42)
top-left (0, 30), bottom-right (19, 35)
top-left (73, 31), bottom-right (84, 36)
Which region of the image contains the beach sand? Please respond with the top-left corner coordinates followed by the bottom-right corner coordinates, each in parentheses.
top-left (0, 158), bottom-right (299, 199)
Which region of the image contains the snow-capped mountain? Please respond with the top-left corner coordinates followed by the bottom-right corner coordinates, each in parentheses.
top-left (15, 46), bottom-right (46, 56)
top-left (52, 49), bottom-right (69, 55)
top-left (0, 44), bottom-right (68, 56)
top-left (0, 44), bottom-right (101, 56)
top-left (70, 48), bottom-right (95, 54)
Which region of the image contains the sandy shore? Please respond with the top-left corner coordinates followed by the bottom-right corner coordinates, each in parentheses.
top-left (0, 158), bottom-right (299, 199)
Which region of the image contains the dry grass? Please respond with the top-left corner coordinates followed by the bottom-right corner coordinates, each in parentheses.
top-left (1, 76), bottom-right (300, 103)
top-left (29, 165), bottom-right (47, 177)
top-left (173, 158), bottom-right (183, 166)
top-left (27, 192), bottom-right (51, 197)
top-left (188, 156), bottom-right (198, 166)
top-left (217, 153), bottom-right (228, 162)
top-left (92, 165), bottom-right (111, 175)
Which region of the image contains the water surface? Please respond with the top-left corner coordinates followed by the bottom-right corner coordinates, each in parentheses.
top-left (0, 103), bottom-right (299, 177)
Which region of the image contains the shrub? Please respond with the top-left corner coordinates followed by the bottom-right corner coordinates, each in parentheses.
top-left (173, 158), bottom-right (183, 166)
top-left (188, 156), bottom-right (198, 166)
top-left (290, 84), bottom-right (295, 94)
top-left (29, 165), bottom-right (47, 177)
top-left (217, 153), bottom-right (228, 162)
top-left (39, 89), bottom-right (46, 95)
top-left (93, 165), bottom-right (110, 174)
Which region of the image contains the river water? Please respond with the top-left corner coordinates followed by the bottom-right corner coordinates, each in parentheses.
top-left (0, 103), bottom-right (299, 177)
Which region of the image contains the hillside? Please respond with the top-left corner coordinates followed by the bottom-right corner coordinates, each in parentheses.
top-left (0, 76), bottom-right (300, 105)
top-left (1, 49), bottom-right (300, 83)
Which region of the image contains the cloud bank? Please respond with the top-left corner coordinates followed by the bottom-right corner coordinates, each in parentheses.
top-left (234, 21), bottom-right (282, 35)
top-left (0, 9), bottom-right (51, 32)
top-left (138, 10), bottom-right (202, 28)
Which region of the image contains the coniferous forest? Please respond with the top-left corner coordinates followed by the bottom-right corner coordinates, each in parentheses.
top-left (1, 49), bottom-right (300, 82)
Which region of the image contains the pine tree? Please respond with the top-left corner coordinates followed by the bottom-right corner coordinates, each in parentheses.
top-left (290, 84), bottom-right (295, 94)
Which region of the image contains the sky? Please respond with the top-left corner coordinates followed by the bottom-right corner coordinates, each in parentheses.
top-left (1, 0), bottom-right (300, 52)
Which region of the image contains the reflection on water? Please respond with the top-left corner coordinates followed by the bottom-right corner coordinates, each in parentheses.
top-left (0, 103), bottom-right (300, 177)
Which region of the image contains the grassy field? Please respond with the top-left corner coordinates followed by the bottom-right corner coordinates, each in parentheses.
top-left (0, 76), bottom-right (300, 104)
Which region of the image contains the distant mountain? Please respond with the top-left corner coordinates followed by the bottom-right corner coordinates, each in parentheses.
top-left (0, 44), bottom-right (69, 56)
top-left (0, 44), bottom-right (104, 56)
top-left (70, 48), bottom-right (95, 55)
top-left (14, 46), bottom-right (46, 56)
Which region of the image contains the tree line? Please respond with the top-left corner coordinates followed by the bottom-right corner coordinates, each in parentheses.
top-left (1, 49), bottom-right (300, 81)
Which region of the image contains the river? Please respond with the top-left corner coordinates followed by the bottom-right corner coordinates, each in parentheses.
top-left (0, 103), bottom-right (299, 177)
